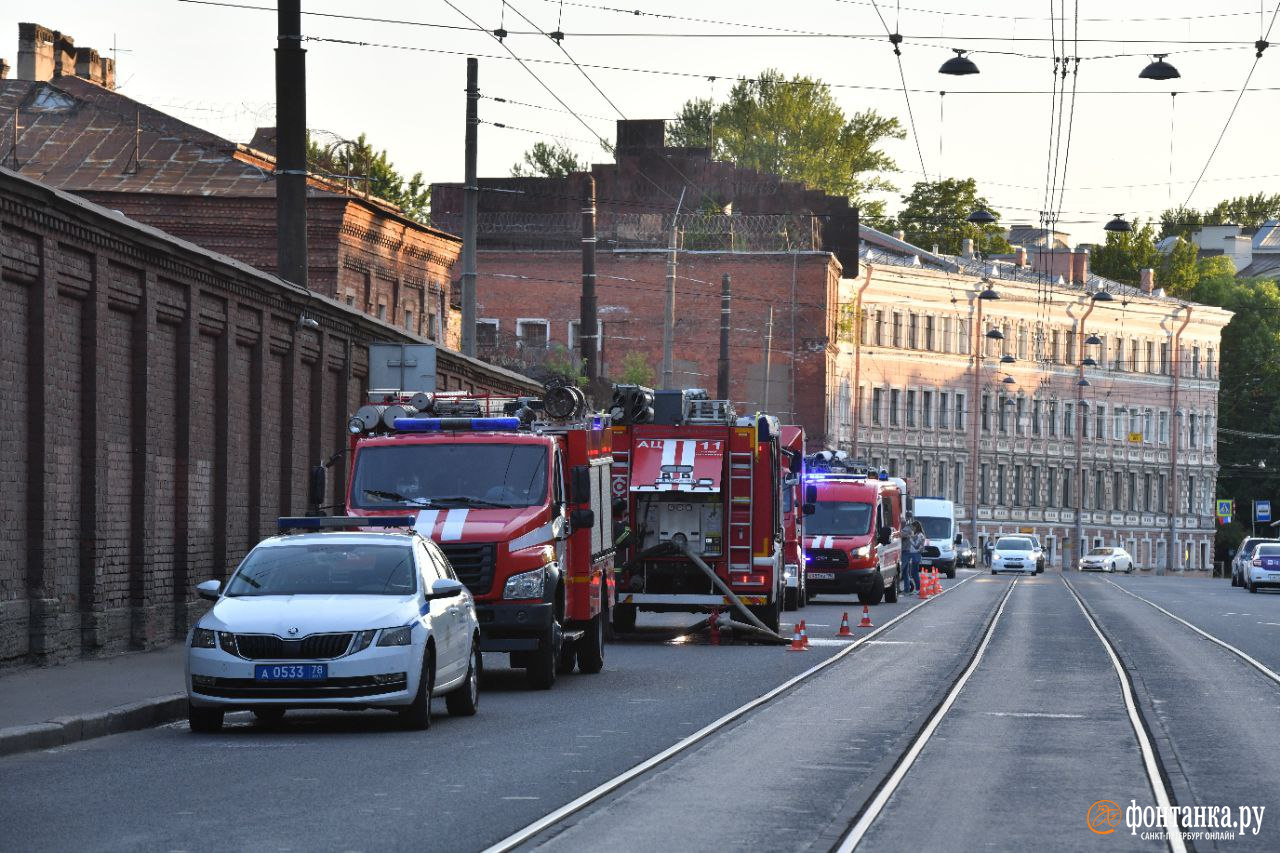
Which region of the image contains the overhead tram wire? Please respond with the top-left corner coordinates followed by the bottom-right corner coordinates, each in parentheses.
top-left (301, 35), bottom-right (1280, 97)
top-left (1051, 2), bottom-right (1083, 234)
top-left (867, 0), bottom-right (929, 183)
top-left (1182, 0), bottom-right (1280, 207)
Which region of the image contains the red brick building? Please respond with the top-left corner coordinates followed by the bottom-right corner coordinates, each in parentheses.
top-left (1, 22), bottom-right (460, 345)
top-left (431, 119), bottom-right (858, 443)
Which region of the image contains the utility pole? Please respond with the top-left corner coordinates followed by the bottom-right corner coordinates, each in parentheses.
top-left (580, 174), bottom-right (599, 386)
top-left (717, 274), bottom-right (731, 399)
top-left (460, 57), bottom-right (479, 357)
top-left (661, 187), bottom-right (686, 389)
top-left (762, 306), bottom-right (774, 412)
top-left (275, 0), bottom-right (308, 289)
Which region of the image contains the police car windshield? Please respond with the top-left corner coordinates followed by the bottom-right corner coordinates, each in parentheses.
top-left (226, 543), bottom-right (416, 596)
top-left (915, 516), bottom-right (952, 540)
top-left (807, 501), bottom-right (873, 536)
top-left (352, 444), bottom-right (548, 509)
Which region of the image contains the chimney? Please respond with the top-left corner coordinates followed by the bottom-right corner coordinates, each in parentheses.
top-left (614, 119), bottom-right (666, 156)
top-left (1139, 268), bottom-right (1155, 293)
top-left (17, 23), bottom-right (55, 82)
top-left (961, 237), bottom-right (975, 258)
top-left (100, 55), bottom-right (115, 89)
top-left (1013, 245), bottom-right (1028, 267)
top-left (1072, 246), bottom-right (1090, 285)
top-left (74, 46), bottom-right (102, 85)
top-left (0, 59), bottom-right (9, 80)
top-left (52, 30), bottom-right (75, 77)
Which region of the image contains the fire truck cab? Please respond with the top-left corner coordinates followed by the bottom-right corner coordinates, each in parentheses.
top-left (803, 460), bottom-right (903, 606)
top-left (610, 387), bottom-right (787, 634)
top-left (341, 387), bottom-right (615, 690)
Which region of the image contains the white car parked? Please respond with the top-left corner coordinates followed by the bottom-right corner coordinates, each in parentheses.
top-left (1078, 546), bottom-right (1135, 573)
top-left (990, 537), bottom-right (1038, 575)
top-left (186, 517), bottom-right (480, 733)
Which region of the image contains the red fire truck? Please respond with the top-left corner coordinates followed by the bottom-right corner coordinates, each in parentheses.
top-left (609, 387), bottom-right (787, 634)
top-left (780, 426), bottom-right (808, 611)
top-left (803, 460), bottom-right (904, 605)
top-left (339, 388), bottom-right (615, 690)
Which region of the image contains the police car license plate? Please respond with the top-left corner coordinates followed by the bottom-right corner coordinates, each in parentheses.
top-left (807, 572), bottom-right (835, 580)
top-left (255, 664), bottom-right (327, 681)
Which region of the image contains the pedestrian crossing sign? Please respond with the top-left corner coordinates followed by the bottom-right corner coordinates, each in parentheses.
top-left (1216, 499), bottom-right (1233, 521)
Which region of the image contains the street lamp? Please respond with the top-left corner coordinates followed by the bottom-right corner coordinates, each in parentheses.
top-left (940, 49), bottom-right (981, 76)
top-left (971, 283), bottom-right (1001, 553)
top-left (1104, 214), bottom-right (1133, 233)
top-left (1139, 54), bottom-right (1181, 80)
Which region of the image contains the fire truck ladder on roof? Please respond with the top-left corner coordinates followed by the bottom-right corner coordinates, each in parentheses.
top-left (728, 448), bottom-right (754, 573)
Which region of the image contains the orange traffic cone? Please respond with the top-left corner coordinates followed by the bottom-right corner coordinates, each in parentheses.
top-left (837, 612), bottom-right (854, 636)
top-left (918, 571), bottom-right (929, 599)
top-left (799, 620), bottom-right (811, 648)
top-left (858, 605), bottom-right (873, 628)
top-left (929, 568), bottom-right (941, 596)
top-left (787, 623), bottom-right (806, 652)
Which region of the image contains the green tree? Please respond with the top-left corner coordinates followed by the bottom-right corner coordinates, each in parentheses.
top-left (1206, 192), bottom-right (1280, 229)
top-left (667, 70), bottom-right (904, 222)
top-left (1159, 205), bottom-right (1203, 240)
top-left (895, 179), bottom-right (1012, 255)
top-left (510, 140), bottom-right (587, 178)
top-left (307, 132), bottom-right (430, 223)
top-left (616, 351), bottom-right (655, 387)
top-left (1090, 219), bottom-right (1161, 286)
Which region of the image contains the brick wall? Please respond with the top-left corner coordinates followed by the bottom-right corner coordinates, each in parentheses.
top-left (0, 168), bottom-right (537, 666)
top-left (467, 248), bottom-right (840, 443)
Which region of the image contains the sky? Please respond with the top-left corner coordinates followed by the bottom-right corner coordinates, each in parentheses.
top-left (7, 0), bottom-right (1280, 245)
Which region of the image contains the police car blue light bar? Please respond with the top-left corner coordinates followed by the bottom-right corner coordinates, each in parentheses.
top-left (277, 516), bottom-right (416, 531)
top-left (393, 416), bottom-right (522, 432)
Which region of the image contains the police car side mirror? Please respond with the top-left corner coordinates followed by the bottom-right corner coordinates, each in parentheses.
top-left (570, 508), bottom-right (595, 531)
top-left (427, 578), bottom-right (464, 600)
top-left (196, 579), bottom-right (221, 602)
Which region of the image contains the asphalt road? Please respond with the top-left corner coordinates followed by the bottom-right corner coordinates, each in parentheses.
top-left (3, 569), bottom-right (1279, 853)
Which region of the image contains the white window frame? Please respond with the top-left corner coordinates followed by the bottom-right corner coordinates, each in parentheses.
top-left (567, 319), bottom-right (603, 353)
top-left (476, 318), bottom-right (500, 347)
top-left (515, 317), bottom-right (551, 349)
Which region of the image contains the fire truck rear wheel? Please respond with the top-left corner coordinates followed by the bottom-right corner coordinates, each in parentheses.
top-left (577, 612), bottom-right (605, 674)
top-left (750, 601), bottom-right (781, 634)
top-left (611, 604), bottom-right (637, 634)
top-left (527, 620), bottom-right (562, 690)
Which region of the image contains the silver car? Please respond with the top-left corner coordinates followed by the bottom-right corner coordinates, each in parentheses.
top-left (991, 537), bottom-right (1038, 575)
top-left (1078, 546), bottom-right (1134, 573)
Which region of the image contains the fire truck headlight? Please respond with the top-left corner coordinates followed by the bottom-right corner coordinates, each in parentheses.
top-left (503, 568), bottom-right (546, 600)
top-left (852, 545), bottom-right (871, 559)
top-left (348, 416), bottom-right (366, 435)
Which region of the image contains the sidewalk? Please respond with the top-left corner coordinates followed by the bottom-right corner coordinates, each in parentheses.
top-left (0, 645), bottom-right (187, 758)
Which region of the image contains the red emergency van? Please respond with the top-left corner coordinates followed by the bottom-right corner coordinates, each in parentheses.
top-left (803, 473), bottom-right (903, 605)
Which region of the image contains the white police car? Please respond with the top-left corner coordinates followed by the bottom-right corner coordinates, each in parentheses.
top-left (186, 517), bottom-right (480, 732)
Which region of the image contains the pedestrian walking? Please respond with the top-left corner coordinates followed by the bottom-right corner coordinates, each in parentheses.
top-left (904, 521), bottom-right (925, 593)
top-left (983, 537), bottom-right (995, 568)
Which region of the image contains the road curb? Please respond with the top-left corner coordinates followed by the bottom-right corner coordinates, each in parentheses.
top-left (0, 694), bottom-right (187, 758)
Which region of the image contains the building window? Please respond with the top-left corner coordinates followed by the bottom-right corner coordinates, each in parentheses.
top-left (921, 459), bottom-right (932, 495)
top-left (1144, 409), bottom-right (1154, 444)
top-left (875, 310), bottom-right (884, 346)
top-left (1207, 346), bottom-right (1215, 378)
top-left (1114, 337), bottom-right (1124, 371)
top-left (996, 464), bottom-right (1006, 506)
top-left (998, 393), bottom-right (1009, 434)
top-left (1018, 327), bottom-right (1029, 361)
top-left (1032, 398), bottom-right (1042, 436)
top-left (860, 310), bottom-right (872, 346)
top-left (892, 312), bottom-right (903, 348)
top-left (955, 393), bottom-right (966, 430)
top-left (942, 316), bottom-right (953, 354)
top-left (1158, 473), bottom-right (1167, 512)
top-left (1066, 332), bottom-right (1076, 366)
top-left (1187, 475), bottom-right (1196, 514)
top-left (980, 463), bottom-right (989, 504)
top-left (1143, 473), bottom-right (1152, 511)
top-left (906, 389), bottom-right (917, 427)
top-left (922, 390), bottom-right (934, 428)
top-left (1159, 411), bottom-right (1169, 445)
top-left (1128, 472), bottom-right (1137, 511)
top-left (1013, 465), bottom-right (1023, 506)
top-left (908, 313), bottom-right (919, 349)
top-left (1189, 413), bottom-right (1198, 445)
top-left (981, 393), bottom-right (991, 432)
top-left (954, 462), bottom-right (964, 502)
top-left (1048, 400), bottom-right (1058, 437)
top-left (1047, 466), bottom-right (1057, 507)
top-left (568, 319), bottom-right (603, 353)
top-left (1113, 471), bottom-right (1122, 511)
top-left (427, 312), bottom-right (438, 341)
top-left (1061, 468), bottom-right (1071, 508)
top-left (1050, 329), bottom-right (1061, 363)
top-left (1146, 340), bottom-right (1156, 374)
top-left (1064, 402), bottom-right (1074, 438)
top-left (404, 310), bottom-right (414, 332)
top-left (1095, 471), bottom-right (1104, 510)
top-left (476, 319), bottom-right (499, 348)
top-left (1192, 346), bottom-right (1201, 378)
top-left (1130, 339), bottom-right (1140, 372)
top-left (1113, 409), bottom-right (1125, 441)
top-left (345, 294), bottom-right (356, 306)
top-left (377, 303), bottom-right (387, 321)
top-left (516, 318), bottom-right (550, 349)
top-left (959, 318), bottom-right (971, 355)
top-left (1080, 403), bottom-right (1090, 439)
top-left (905, 459), bottom-right (915, 479)
top-left (872, 388), bottom-right (884, 426)
top-left (889, 389), bottom-right (901, 426)
top-left (889, 458), bottom-right (899, 477)
top-left (925, 315), bottom-right (936, 351)
top-left (1096, 404), bottom-right (1105, 442)
top-left (1015, 396), bottom-right (1026, 436)
top-left (939, 392), bottom-right (950, 429)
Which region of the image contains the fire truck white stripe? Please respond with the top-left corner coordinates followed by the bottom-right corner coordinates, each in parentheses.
top-left (661, 439), bottom-right (677, 468)
top-left (414, 510), bottom-right (440, 537)
top-left (679, 439), bottom-right (695, 469)
top-left (440, 509), bottom-right (469, 541)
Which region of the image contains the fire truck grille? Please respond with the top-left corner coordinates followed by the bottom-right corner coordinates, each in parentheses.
top-left (232, 633), bottom-right (353, 660)
top-left (808, 549), bottom-right (850, 569)
top-left (439, 543), bottom-right (497, 595)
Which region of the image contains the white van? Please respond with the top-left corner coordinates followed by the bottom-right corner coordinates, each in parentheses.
top-left (912, 497), bottom-right (958, 578)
